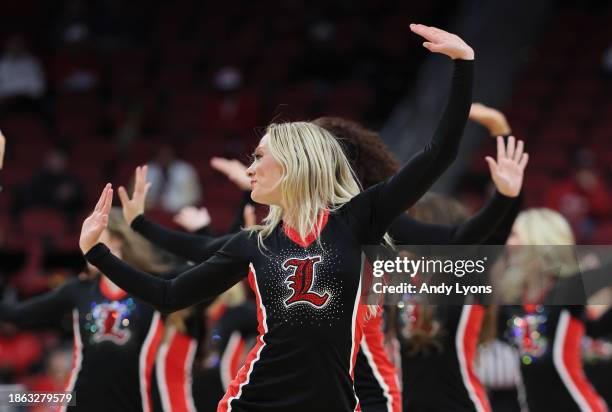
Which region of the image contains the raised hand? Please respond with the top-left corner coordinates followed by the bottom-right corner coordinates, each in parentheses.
top-left (80, 184), bottom-right (113, 253)
top-left (485, 136), bottom-right (529, 198)
top-left (0, 130), bottom-right (5, 170)
top-left (118, 165), bottom-right (151, 225)
top-left (210, 157), bottom-right (251, 191)
top-left (410, 23), bottom-right (474, 60)
top-left (173, 206), bottom-right (211, 232)
top-left (469, 103), bottom-right (511, 136)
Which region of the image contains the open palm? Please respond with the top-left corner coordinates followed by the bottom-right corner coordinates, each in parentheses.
top-left (80, 184), bottom-right (113, 253)
top-left (486, 136), bottom-right (529, 198)
top-left (410, 24), bottom-right (474, 60)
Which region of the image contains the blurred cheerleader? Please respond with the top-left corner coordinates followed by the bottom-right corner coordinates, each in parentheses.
top-left (0, 209), bottom-right (169, 412)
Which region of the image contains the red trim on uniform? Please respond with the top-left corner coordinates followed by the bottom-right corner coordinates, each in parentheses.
top-left (282, 209), bottom-right (329, 247)
top-left (461, 305), bottom-right (492, 412)
top-left (351, 304), bottom-right (368, 412)
top-left (229, 337), bottom-right (246, 381)
top-left (65, 323), bottom-right (80, 388)
top-left (60, 310), bottom-right (83, 412)
top-left (361, 260), bottom-right (376, 303)
top-left (143, 315), bottom-right (164, 412)
top-left (218, 269), bottom-right (265, 412)
top-left (352, 305), bottom-right (367, 379)
top-left (363, 308), bottom-right (402, 412)
top-left (164, 331), bottom-right (196, 412)
top-left (99, 277), bottom-right (128, 300)
top-left (561, 316), bottom-right (608, 412)
top-left (221, 332), bottom-right (248, 391)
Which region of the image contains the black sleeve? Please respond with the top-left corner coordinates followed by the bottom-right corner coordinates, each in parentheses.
top-left (85, 232), bottom-right (251, 313)
top-left (0, 279), bottom-right (80, 327)
top-left (546, 262), bottom-right (612, 306)
top-left (547, 263), bottom-right (612, 305)
top-left (585, 308), bottom-right (612, 339)
top-left (344, 59), bottom-right (473, 242)
top-left (131, 215), bottom-right (234, 262)
top-left (194, 226), bottom-right (213, 236)
top-left (482, 192), bottom-right (522, 245)
top-left (389, 191), bottom-right (517, 245)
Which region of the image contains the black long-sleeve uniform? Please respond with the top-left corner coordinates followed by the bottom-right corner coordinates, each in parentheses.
top-left (86, 59), bottom-right (473, 412)
top-left (501, 266), bottom-right (612, 412)
top-left (0, 277), bottom-right (164, 412)
top-left (132, 190), bottom-right (518, 412)
top-left (129, 59), bottom-right (521, 412)
top-left (397, 191), bottom-right (521, 412)
top-left (131, 59), bottom-right (515, 412)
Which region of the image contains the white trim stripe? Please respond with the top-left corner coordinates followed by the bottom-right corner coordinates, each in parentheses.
top-left (553, 310), bottom-right (592, 412)
top-left (156, 326), bottom-right (198, 412)
top-left (61, 309), bottom-right (83, 412)
top-left (227, 264), bottom-right (268, 412)
top-left (221, 331), bottom-right (243, 391)
top-left (156, 326), bottom-right (174, 412)
top-left (360, 339), bottom-right (393, 412)
top-left (184, 337), bottom-right (198, 412)
top-left (456, 305), bottom-right (486, 412)
top-left (350, 254), bottom-right (364, 412)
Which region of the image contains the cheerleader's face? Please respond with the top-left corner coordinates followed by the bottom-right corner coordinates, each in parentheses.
top-left (246, 135), bottom-right (284, 206)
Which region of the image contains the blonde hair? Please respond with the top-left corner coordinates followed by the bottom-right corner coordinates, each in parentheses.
top-left (251, 121), bottom-right (362, 248)
top-left (513, 208), bottom-right (575, 247)
top-left (499, 208), bottom-right (578, 302)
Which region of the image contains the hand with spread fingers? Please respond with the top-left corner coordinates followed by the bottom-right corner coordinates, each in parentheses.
top-left (486, 136), bottom-right (529, 198)
top-left (80, 184), bottom-right (113, 253)
top-left (410, 23), bottom-right (474, 60)
top-left (118, 165), bottom-right (152, 226)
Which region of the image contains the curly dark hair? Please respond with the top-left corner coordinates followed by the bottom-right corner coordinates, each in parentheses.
top-left (313, 116), bottom-right (400, 189)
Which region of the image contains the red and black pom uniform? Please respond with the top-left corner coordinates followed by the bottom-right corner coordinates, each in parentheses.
top-left (84, 56), bottom-right (473, 412)
top-left (400, 304), bottom-right (491, 412)
top-left (0, 276), bottom-right (164, 412)
top-left (396, 190), bottom-right (521, 412)
top-left (125, 59), bottom-right (482, 411)
top-left (584, 308), bottom-right (612, 408)
top-left (152, 305), bottom-right (204, 412)
top-left (354, 306), bottom-right (403, 412)
top-left (501, 270), bottom-right (612, 412)
top-left (131, 198), bottom-right (518, 412)
top-left (502, 305), bottom-right (608, 412)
